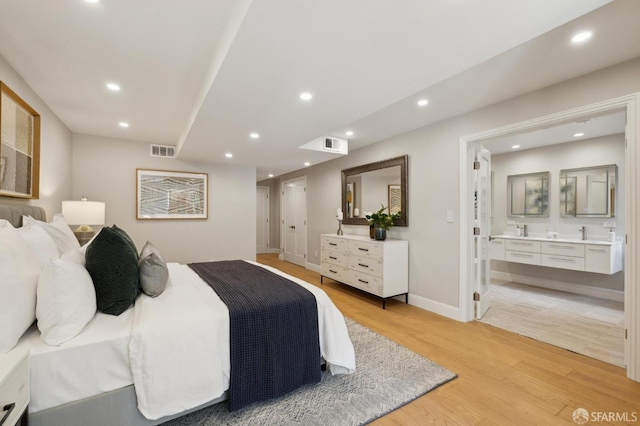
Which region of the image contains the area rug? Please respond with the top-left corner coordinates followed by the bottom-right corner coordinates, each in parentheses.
top-left (162, 318), bottom-right (457, 425)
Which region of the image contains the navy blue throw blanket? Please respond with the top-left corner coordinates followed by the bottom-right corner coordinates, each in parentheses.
top-left (188, 261), bottom-right (321, 411)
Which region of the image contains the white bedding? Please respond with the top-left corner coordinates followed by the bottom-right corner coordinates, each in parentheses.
top-left (19, 260), bottom-right (356, 420)
top-left (16, 307), bottom-right (134, 413)
top-left (130, 261), bottom-right (356, 420)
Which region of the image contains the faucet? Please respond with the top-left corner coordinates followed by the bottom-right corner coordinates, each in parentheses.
top-left (579, 226), bottom-right (587, 240)
top-left (522, 224), bottom-right (528, 237)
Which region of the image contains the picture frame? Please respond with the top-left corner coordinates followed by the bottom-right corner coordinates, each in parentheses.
top-left (388, 184), bottom-right (401, 215)
top-left (136, 169), bottom-right (208, 220)
top-left (0, 81), bottom-right (41, 199)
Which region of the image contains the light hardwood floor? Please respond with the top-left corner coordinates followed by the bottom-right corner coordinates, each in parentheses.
top-left (257, 254), bottom-right (640, 425)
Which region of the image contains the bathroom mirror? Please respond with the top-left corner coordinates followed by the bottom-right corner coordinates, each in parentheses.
top-left (560, 164), bottom-right (617, 217)
top-left (341, 155), bottom-right (408, 226)
top-left (507, 171), bottom-right (550, 218)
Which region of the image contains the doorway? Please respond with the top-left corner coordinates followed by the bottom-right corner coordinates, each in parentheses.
top-left (256, 186), bottom-right (270, 254)
top-left (281, 176), bottom-right (307, 267)
top-left (459, 94), bottom-right (639, 381)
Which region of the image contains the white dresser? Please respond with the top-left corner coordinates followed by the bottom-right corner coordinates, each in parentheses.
top-left (490, 235), bottom-right (623, 275)
top-left (0, 348), bottom-right (29, 426)
top-left (320, 234), bottom-right (408, 308)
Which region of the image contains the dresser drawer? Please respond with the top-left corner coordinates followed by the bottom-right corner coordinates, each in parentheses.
top-left (505, 239), bottom-right (541, 253)
top-left (321, 249), bottom-right (348, 268)
top-left (348, 255), bottom-right (383, 277)
top-left (348, 270), bottom-right (383, 296)
top-left (542, 242), bottom-right (585, 257)
top-left (0, 351), bottom-right (29, 426)
top-left (505, 250), bottom-right (541, 265)
top-left (542, 254), bottom-right (585, 271)
top-left (348, 240), bottom-right (383, 259)
top-left (321, 236), bottom-right (348, 253)
top-left (321, 263), bottom-right (349, 283)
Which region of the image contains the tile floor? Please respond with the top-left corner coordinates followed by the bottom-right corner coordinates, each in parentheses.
top-left (479, 280), bottom-right (625, 367)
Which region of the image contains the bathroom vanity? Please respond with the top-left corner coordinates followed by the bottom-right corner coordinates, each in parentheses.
top-left (489, 235), bottom-right (622, 275)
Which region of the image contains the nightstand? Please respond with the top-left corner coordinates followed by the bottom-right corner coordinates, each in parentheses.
top-left (0, 348), bottom-right (29, 426)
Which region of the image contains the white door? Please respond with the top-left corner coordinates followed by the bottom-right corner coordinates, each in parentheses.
top-left (282, 177), bottom-right (307, 267)
top-left (256, 186), bottom-right (269, 254)
top-left (474, 145), bottom-right (492, 319)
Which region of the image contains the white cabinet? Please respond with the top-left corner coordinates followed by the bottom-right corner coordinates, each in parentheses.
top-left (0, 348), bottom-right (29, 426)
top-left (492, 235), bottom-right (622, 275)
top-left (320, 234), bottom-right (408, 308)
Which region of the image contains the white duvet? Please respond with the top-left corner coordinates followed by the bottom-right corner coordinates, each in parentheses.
top-left (129, 261), bottom-right (356, 420)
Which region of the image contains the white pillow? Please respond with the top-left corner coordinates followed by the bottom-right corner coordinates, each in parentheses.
top-left (0, 220), bottom-right (40, 353)
top-left (23, 214), bottom-right (81, 255)
top-left (17, 223), bottom-right (60, 267)
top-left (36, 258), bottom-right (97, 346)
top-left (61, 247), bottom-right (86, 266)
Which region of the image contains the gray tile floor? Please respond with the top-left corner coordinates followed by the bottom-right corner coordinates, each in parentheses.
top-left (480, 280), bottom-right (625, 367)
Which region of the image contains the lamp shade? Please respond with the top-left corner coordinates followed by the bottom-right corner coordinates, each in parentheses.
top-left (62, 201), bottom-right (105, 225)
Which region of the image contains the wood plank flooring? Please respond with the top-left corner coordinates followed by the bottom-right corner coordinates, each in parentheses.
top-left (256, 254), bottom-right (640, 425)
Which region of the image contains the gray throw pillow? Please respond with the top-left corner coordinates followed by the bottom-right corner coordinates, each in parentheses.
top-left (138, 241), bottom-right (169, 297)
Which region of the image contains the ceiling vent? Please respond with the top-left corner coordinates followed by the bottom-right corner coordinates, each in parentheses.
top-left (324, 137), bottom-right (342, 152)
top-left (150, 144), bottom-right (176, 158)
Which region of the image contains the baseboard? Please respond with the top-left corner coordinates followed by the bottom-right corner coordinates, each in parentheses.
top-left (268, 248), bottom-right (280, 254)
top-left (408, 294), bottom-right (461, 321)
top-left (306, 262), bottom-right (321, 273)
top-left (491, 271), bottom-right (624, 302)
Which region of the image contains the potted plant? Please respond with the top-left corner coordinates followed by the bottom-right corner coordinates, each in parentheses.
top-left (365, 205), bottom-right (401, 241)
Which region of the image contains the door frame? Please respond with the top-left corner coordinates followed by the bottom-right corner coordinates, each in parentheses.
top-left (458, 93), bottom-right (639, 381)
top-left (256, 185), bottom-right (270, 254)
top-left (280, 176), bottom-right (307, 265)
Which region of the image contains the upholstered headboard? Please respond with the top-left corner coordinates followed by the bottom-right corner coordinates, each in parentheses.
top-left (0, 203), bottom-right (47, 227)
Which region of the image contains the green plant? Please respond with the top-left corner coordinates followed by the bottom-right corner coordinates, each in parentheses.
top-left (365, 205), bottom-right (401, 230)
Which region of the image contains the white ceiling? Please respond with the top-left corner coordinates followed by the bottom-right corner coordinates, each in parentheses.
top-left (1, 0), bottom-right (638, 181)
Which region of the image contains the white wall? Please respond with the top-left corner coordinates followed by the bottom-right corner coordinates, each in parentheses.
top-left (277, 57), bottom-right (640, 310)
top-left (491, 134), bottom-right (625, 291)
top-left (72, 134), bottom-right (256, 263)
top-left (0, 54), bottom-right (72, 214)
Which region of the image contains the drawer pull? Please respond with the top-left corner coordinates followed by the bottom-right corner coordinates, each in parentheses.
top-left (358, 279), bottom-right (369, 284)
top-left (548, 256), bottom-right (576, 263)
top-left (329, 256), bottom-right (337, 260)
top-left (511, 242), bottom-right (533, 246)
top-left (358, 263), bottom-right (369, 268)
top-left (329, 269), bottom-right (337, 274)
top-left (358, 247), bottom-right (369, 252)
top-left (548, 245), bottom-right (574, 249)
top-left (328, 243), bottom-right (337, 246)
top-left (588, 248), bottom-right (607, 253)
top-left (1, 403), bottom-right (15, 426)
top-left (510, 252), bottom-right (533, 257)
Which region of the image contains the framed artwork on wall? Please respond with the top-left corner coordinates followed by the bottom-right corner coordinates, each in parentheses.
top-left (0, 82), bottom-right (40, 199)
top-left (136, 169), bottom-right (208, 220)
top-left (388, 184), bottom-right (401, 215)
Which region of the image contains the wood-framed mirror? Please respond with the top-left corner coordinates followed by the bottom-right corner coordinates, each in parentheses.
top-left (341, 155), bottom-right (408, 226)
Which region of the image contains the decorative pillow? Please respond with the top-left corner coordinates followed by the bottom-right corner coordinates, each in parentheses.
top-left (85, 225), bottom-right (139, 315)
top-left (138, 241), bottom-right (169, 297)
top-left (61, 247), bottom-right (86, 266)
top-left (36, 258), bottom-right (97, 346)
top-left (111, 225), bottom-right (137, 255)
top-left (17, 222), bottom-right (60, 267)
top-left (23, 214), bottom-right (81, 255)
top-left (0, 220), bottom-right (40, 353)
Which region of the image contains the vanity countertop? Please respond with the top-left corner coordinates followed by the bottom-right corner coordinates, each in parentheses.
top-left (490, 234), bottom-right (622, 246)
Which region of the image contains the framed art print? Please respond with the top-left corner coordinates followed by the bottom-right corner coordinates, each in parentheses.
top-left (136, 169), bottom-right (208, 219)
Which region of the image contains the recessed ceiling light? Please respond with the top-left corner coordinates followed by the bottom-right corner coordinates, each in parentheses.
top-left (345, 131), bottom-right (354, 136)
top-left (225, 153), bottom-right (233, 158)
top-left (511, 145), bottom-right (520, 149)
top-left (299, 92), bottom-right (313, 101)
top-left (118, 122), bottom-right (129, 128)
top-left (85, 0), bottom-right (99, 3)
top-left (106, 83), bottom-right (120, 91)
top-left (574, 132), bottom-right (584, 137)
top-left (268, 174), bottom-right (274, 178)
top-left (250, 132), bottom-right (260, 139)
top-left (417, 99), bottom-right (429, 107)
top-left (571, 31), bottom-right (592, 44)
top-left (304, 162), bottom-right (311, 167)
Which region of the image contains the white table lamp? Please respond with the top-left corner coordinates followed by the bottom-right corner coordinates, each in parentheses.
top-left (62, 197), bottom-right (106, 245)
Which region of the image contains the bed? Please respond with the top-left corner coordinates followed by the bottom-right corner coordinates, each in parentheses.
top-left (0, 203), bottom-right (356, 426)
